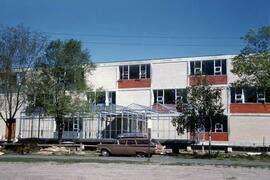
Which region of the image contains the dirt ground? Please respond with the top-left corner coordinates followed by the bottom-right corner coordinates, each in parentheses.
top-left (0, 162), bottom-right (269, 180)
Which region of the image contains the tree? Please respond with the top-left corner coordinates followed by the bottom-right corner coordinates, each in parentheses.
top-left (172, 77), bottom-right (225, 154)
top-left (231, 26), bottom-right (270, 88)
top-left (27, 39), bottom-right (95, 142)
top-left (0, 25), bottom-right (47, 142)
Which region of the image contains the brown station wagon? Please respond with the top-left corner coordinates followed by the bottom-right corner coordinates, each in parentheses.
top-left (97, 138), bottom-right (162, 157)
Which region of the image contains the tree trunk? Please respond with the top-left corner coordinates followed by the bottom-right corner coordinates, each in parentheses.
top-left (56, 117), bottom-right (64, 143)
top-left (7, 123), bottom-right (12, 143)
top-left (208, 131), bottom-right (212, 155)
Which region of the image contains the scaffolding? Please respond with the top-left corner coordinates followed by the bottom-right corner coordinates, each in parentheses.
top-left (18, 103), bottom-right (187, 140)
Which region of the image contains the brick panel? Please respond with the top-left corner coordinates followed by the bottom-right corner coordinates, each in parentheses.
top-left (230, 103), bottom-right (270, 113)
top-left (191, 132), bottom-right (229, 141)
top-left (118, 79), bottom-right (151, 88)
top-left (189, 75), bottom-right (227, 86)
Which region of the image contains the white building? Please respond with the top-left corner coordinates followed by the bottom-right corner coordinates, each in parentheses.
top-left (1, 54), bottom-right (270, 147)
top-left (87, 54), bottom-right (270, 147)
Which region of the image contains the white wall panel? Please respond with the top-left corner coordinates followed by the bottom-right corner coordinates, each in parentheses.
top-left (117, 89), bottom-right (151, 107)
top-left (151, 62), bottom-right (187, 89)
top-left (229, 115), bottom-right (270, 146)
top-left (87, 65), bottom-right (117, 90)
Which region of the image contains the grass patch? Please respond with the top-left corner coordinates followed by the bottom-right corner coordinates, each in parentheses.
top-left (0, 156), bottom-right (148, 164)
top-left (174, 152), bottom-right (270, 161)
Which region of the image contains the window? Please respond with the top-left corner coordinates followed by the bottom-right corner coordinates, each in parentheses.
top-left (214, 60), bottom-right (222, 75)
top-left (96, 91), bottom-right (106, 104)
top-left (257, 89), bottom-right (265, 103)
top-left (231, 87), bottom-right (270, 104)
top-left (190, 61), bottom-right (202, 75)
top-left (137, 140), bottom-right (150, 144)
top-left (202, 61), bottom-right (214, 75)
top-left (230, 88), bottom-right (243, 103)
top-left (154, 90), bottom-right (164, 104)
top-left (154, 89), bottom-right (187, 104)
top-left (245, 88), bottom-right (257, 103)
top-left (108, 91), bottom-right (116, 105)
top-left (119, 64), bottom-right (150, 80)
top-left (139, 64), bottom-right (151, 79)
top-left (164, 89), bottom-right (176, 104)
top-left (64, 117), bottom-right (82, 132)
top-left (127, 140), bottom-right (136, 144)
top-left (190, 59), bottom-right (226, 76)
top-left (129, 65), bottom-right (140, 79)
top-left (215, 123), bottom-right (223, 132)
top-left (120, 65), bottom-right (129, 80)
top-left (118, 140), bottom-right (126, 144)
top-left (176, 89), bottom-right (187, 103)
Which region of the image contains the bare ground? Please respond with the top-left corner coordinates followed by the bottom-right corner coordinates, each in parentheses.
top-left (0, 162), bottom-right (269, 180)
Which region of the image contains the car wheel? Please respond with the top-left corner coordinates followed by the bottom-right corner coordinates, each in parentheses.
top-left (136, 152), bottom-right (145, 158)
top-left (101, 149), bottom-right (110, 157)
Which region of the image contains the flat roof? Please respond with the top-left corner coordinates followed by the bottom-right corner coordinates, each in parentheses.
top-left (95, 54), bottom-right (236, 66)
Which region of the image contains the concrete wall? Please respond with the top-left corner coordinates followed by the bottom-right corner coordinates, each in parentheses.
top-left (117, 89), bottom-right (151, 107)
top-left (229, 115), bottom-right (270, 146)
top-left (151, 61), bottom-right (188, 89)
top-left (87, 65), bottom-right (117, 90)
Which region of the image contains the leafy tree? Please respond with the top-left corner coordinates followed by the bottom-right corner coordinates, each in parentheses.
top-left (27, 39), bottom-right (95, 142)
top-left (172, 77), bottom-right (225, 154)
top-left (231, 26), bottom-right (270, 88)
top-left (0, 25), bottom-right (47, 142)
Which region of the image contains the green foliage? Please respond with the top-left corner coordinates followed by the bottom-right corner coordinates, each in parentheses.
top-left (26, 39), bottom-right (95, 141)
top-left (172, 76), bottom-right (224, 135)
top-left (231, 26), bottom-right (270, 88)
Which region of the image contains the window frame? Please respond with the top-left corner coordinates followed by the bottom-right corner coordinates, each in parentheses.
top-left (154, 88), bottom-right (187, 104)
top-left (119, 64), bottom-right (150, 80)
top-left (190, 59), bottom-right (227, 76)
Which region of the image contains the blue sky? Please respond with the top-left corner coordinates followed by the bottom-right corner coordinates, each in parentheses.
top-left (1, 0), bottom-right (270, 62)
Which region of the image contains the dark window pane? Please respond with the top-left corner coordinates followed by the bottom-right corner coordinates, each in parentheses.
top-left (137, 140), bottom-right (149, 144)
top-left (119, 66), bottom-right (123, 80)
top-left (127, 140), bottom-right (135, 144)
top-left (222, 60), bottom-right (227, 75)
top-left (190, 61), bottom-right (194, 75)
top-left (140, 64), bottom-right (146, 79)
top-left (146, 64), bottom-right (151, 78)
top-left (266, 88), bottom-right (270, 102)
top-left (195, 61), bottom-right (201, 68)
top-left (202, 60), bottom-right (214, 75)
top-left (231, 87), bottom-right (235, 103)
top-left (129, 65), bottom-right (140, 79)
top-left (245, 88), bottom-right (257, 103)
top-left (257, 88), bottom-right (265, 103)
top-left (177, 89), bottom-right (187, 103)
top-left (215, 60), bottom-right (221, 66)
top-left (96, 91), bottom-right (106, 104)
top-left (153, 90), bottom-right (157, 104)
top-left (109, 91), bottom-right (116, 105)
top-left (119, 140), bottom-right (126, 144)
top-left (164, 89), bottom-right (175, 104)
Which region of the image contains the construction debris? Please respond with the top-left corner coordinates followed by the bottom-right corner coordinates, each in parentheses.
top-left (35, 146), bottom-right (70, 155)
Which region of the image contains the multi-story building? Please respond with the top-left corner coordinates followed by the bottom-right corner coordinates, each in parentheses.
top-left (87, 54), bottom-right (270, 147)
top-left (1, 54), bottom-right (270, 147)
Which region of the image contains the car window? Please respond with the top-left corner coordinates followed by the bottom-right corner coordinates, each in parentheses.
top-left (119, 140), bottom-right (126, 144)
top-left (127, 140), bottom-right (136, 145)
top-left (136, 140), bottom-right (149, 144)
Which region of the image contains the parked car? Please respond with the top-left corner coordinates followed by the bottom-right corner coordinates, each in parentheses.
top-left (97, 138), bottom-right (163, 157)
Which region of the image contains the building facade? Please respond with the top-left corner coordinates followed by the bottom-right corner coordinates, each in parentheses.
top-left (88, 54), bottom-right (270, 147)
top-left (1, 54), bottom-right (270, 147)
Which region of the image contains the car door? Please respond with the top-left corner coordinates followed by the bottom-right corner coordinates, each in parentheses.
top-left (111, 139), bottom-right (127, 155)
top-left (126, 139), bottom-right (136, 155)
